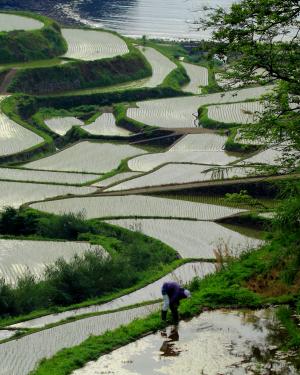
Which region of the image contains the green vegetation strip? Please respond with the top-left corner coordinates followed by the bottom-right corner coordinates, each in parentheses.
top-left (30, 241), bottom-right (299, 375)
top-left (0, 96), bottom-right (55, 164)
top-left (0, 11), bottom-right (67, 64)
top-left (8, 46), bottom-right (152, 95)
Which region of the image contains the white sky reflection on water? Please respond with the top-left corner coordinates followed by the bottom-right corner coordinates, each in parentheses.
top-left (56, 0), bottom-right (235, 40)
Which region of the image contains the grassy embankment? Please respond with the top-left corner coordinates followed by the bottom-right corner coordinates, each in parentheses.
top-left (139, 39), bottom-right (221, 92)
top-left (0, 207), bottom-right (185, 325)
top-left (7, 41), bottom-right (152, 95)
top-left (0, 95), bottom-right (55, 164)
top-left (0, 11), bottom-right (67, 64)
top-left (28, 178), bottom-right (300, 375)
top-left (198, 103), bottom-right (262, 153)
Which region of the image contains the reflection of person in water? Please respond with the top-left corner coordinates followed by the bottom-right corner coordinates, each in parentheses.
top-left (161, 281), bottom-right (191, 323)
top-left (160, 326), bottom-right (180, 357)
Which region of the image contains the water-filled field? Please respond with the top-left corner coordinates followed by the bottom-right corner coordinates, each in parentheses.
top-left (92, 172), bottom-right (140, 188)
top-left (30, 195), bottom-right (246, 220)
top-left (73, 309), bottom-right (298, 375)
top-left (1, 304), bottom-right (160, 375)
top-left (0, 13), bottom-right (43, 32)
top-left (0, 180), bottom-right (96, 209)
top-left (44, 117), bottom-right (84, 136)
top-left (170, 134), bottom-right (227, 151)
top-left (107, 164), bottom-right (257, 191)
top-left (128, 151), bottom-right (238, 172)
top-left (24, 141), bottom-right (145, 173)
top-left (84, 113), bottom-right (131, 136)
top-left (207, 101), bottom-right (265, 124)
top-left (0, 96), bottom-right (43, 156)
top-left (107, 219), bottom-right (262, 258)
top-left (243, 144), bottom-right (296, 166)
top-left (11, 262), bottom-right (214, 329)
top-left (62, 28), bottom-right (129, 61)
top-left (0, 167), bottom-right (100, 185)
top-left (127, 86), bottom-right (273, 128)
top-left (0, 239), bottom-right (104, 285)
top-left (182, 62), bottom-right (209, 94)
top-left (137, 46), bottom-right (176, 87)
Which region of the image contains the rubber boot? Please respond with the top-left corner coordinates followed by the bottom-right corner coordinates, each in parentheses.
top-left (161, 310), bottom-right (167, 321)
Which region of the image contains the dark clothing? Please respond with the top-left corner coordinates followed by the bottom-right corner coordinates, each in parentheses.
top-left (161, 281), bottom-right (187, 323)
top-left (161, 281), bottom-right (187, 304)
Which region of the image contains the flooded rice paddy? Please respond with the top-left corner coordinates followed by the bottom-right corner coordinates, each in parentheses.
top-left (72, 309), bottom-right (299, 375)
top-left (0, 239), bottom-right (105, 285)
top-left (106, 219), bottom-right (262, 258)
top-left (0, 180), bottom-right (96, 209)
top-left (0, 96), bottom-right (43, 157)
top-left (10, 262), bottom-right (214, 329)
top-left (0, 304), bottom-right (160, 375)
top-left (24, 141), bottom-right (146, 173)
top-left (30, 195), bottom-right (246, 220)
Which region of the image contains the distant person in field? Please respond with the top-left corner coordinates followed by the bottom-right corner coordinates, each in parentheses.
top-left (161, 281), bottom-right (191, 323)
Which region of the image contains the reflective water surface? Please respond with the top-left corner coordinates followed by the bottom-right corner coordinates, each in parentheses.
top-left (1, 0), bottom-right (235, 40)
top-left (72, 309), bottom-right (299, 375)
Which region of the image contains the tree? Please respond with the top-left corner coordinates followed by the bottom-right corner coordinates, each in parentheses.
top-left (201, 0), bottom-right (300, 164)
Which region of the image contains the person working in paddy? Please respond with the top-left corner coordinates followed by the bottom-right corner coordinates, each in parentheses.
top-left (161, 281), bottom-right (191, 323)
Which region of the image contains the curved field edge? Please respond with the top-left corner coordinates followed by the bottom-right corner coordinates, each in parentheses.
top-left (0, 212), bottom-right (190, 328)
top-left (0, 96), bottom-right (55, 164)
top-left (0, 10), bottom-right (67, 64)
top-left (29, 239), bottom-right (299, 375)
top-left (0, 87), bottom-right (188, 164)
top-left (8, 44), bottom-right (152, 95)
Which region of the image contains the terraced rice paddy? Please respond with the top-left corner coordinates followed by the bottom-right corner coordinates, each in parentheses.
top-left (137, 46), bottom-right (176, 87)
top-left (62, 28), bottom-right (129, 61)
top-left (0, 304), bottom-right (160, 375)
top-left (128, 151), bottom-right (238, 172)
top-left (170, 134), bottom-right (227, 151)
top-left (182, 62), bottom-right (209, 94)
top-left (75, 309), bottom-right (298, 375)
top-left (242, 145), bottom-right (296, 166)
top-left (0, 13), bottom-right (43, 32)
top-left (127, 133), bottom-right (238, 174)
top-left (0, 239), bottom-right (104, 285)
top-left (84, 113), bottom-right (131, 136)
top-left (107, 164), bottom-right (257, 191)
top-left (0, 330), bottom-right (16, 341)
top-left (11, 262), bottom-right (214, 329)
top-left (0, 167), bottom-right (100, 185)
top-left (207, 101), bottom-right (265, 124)
top-left (127, 86), bottom-right (273, 128)
top-left (0, 96), bottom-right (43, 156)
top-left (92, 172), bottom-right (141, 188)
top-left (0, 180), bottom-right (96, 209)
top-left (44, 117), bottom-right (84, 136)
top-left (24, 141), bottom-right (145, 173)
top-left (107, 219), bottom-right (262, 258)
top-left (30, 195), bottom-right (246, 220)
top-left (234, 129), bottom-right (267, 145)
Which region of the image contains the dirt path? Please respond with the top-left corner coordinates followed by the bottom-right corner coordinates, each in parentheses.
top-left (0, 68), bottom-right (18, 94)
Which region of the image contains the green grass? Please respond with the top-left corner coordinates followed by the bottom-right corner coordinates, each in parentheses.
top-left (8, 46), bottom-right (152, 95)
top-left (0, 95), bottom-right (55, 164)
top-left (0, 11), bottom-right (67, 65)
top-left (276, 306), bottom-right (300, 349)
top-left (0, 58), bottom-right (65, 70)
top-left (30, 233), bottom-right (300, 375)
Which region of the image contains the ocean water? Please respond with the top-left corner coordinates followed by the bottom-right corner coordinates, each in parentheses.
top-left (0, 0), bottom-right (235, 40)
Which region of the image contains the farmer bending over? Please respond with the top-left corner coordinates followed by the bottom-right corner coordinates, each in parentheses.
top-left (161, 281), bottom-right (191, 323)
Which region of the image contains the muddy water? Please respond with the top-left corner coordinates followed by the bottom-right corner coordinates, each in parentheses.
top-left (72, 309), bottom-right (298, 375)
